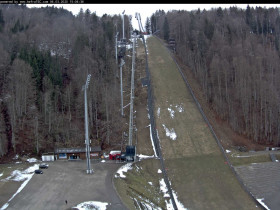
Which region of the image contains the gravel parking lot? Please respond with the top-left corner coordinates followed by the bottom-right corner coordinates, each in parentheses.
top-left (5, 160), bottom-right (128, 210)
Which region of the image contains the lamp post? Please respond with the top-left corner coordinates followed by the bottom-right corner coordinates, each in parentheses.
top-left (82, 74), bottom-right (93, 174)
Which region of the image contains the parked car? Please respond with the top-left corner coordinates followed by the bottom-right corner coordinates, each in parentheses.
top-left (39, 163), bottom-right (49, 169)
top-left (35, 169), bottom-right (43, 174)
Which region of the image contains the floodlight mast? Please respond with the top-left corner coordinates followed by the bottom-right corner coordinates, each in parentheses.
top-left (83, 74), bottom-right (93, 174)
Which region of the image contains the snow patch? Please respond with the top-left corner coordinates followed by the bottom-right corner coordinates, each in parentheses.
top-left (144, 34), bottom-right (152, 42)
top-left (159, 178), bottom-right (170, 198)
top-left (73, 201), bottom-right (109, 210)
top-left (101, 160), bottom-right (106, 163)
top-left (13, 154), bottom-right (19, 160)
top-left (175, 104), bottom-right (184, 113)
top-left (149, 124), bottom-right (158, 157)
top-left (148, 182), bottom-right (153, 186)
top-left (162, 124), bottom-right (177, 140)
top-left (27, 158), bottom-right (38, 163)
top-left (157, 107), bottom-right (161, 117)
top-left (138, 154), bottom-right (154, 161)
top-left (168, 108), bottom-right (175, 119)
top-left (157, 169), bottom-right (162, 173)
top-left (159, 179), bottom-right (187, 210)
top-left (257, 198), bottom-right (270, 210)
top-left (0, 173), bottom-right (3, 177)
top-left (115, 163), bottom-right (133, 178)
top-left (226, 150), bottom-right (231, 153)
top-left (0, 164), bottom-right (39, 210)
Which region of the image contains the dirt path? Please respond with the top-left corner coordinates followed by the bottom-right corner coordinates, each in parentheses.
top-left (147, 36), bottom-right (259, 209)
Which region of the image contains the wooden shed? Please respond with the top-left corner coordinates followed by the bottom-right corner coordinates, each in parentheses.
top-left (55, 146), bottom-right (102, 160)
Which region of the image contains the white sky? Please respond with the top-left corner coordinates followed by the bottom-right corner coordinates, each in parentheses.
top-left (27, 4), bottom-right (280, 30)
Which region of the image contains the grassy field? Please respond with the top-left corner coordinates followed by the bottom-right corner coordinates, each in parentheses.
top-left (146, 36), bottom-right (258, 209)
top-left (114, 159), bottom-right (166, 210)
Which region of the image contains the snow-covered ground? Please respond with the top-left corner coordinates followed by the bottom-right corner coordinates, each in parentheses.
top-left (168, 108), bottom-right (175, 119)
top-left (0, 164), bottom-right (39, 210)
top-left (159, 178), bottom-right (187, 210)
top-left (149, 124), bottom-right (158, 157)
top-left (157, 107), bottom-right (161, 118)
top-left (115, 163), bottom-right (133, 178)
top-left (257, 198), bottom-right (270, 210)
top-left (162, 124), bottom-right (177, 140)
top-left (73, 201), bottom-right (109, 210)
top-left (137, 154), bottom-right (155, 161)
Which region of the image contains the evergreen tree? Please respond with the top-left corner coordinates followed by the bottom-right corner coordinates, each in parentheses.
top-left (163, 16), bottom-right (169, 41)
top-left (145, 17), bottom-right (151, 34)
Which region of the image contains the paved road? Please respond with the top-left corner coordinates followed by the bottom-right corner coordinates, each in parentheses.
top-left (6, 160), bottom-right (128, 210)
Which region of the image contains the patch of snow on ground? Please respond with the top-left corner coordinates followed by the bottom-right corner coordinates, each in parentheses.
top-left (149, 124), bottom-right (158, 157)
top-left (175, 104), bottom-right (184, 113)
top-left (226, 150), bottom-right (231, 153)
top-left (0, 164), bottom-right (39, 210)
top-left (101, 160), bottom-right (106, 163)
top-left (159, 179), bottom-right (187, 210)
top-left (148, 182), bottom-right (153, 185)
top-left (172, 190), bottom-right (187, 209)
top-left (157, 107), bottom-right (160, 117)
top-left (13, 154), bottom-right (19, 160)
top-left (144, 34), bottom-right (152, 42)
top-left (73, 201), bottom-right (109, 210)
top-left (158, 169), bottom-right (162, 173)
top-left (0, 173), bottom-right (3, 177)
top-left (257, 198), bottom-right (270, 210)
top-left (115, 163), bottom-right (133, 178)
top-left (138, 154), bottom-right (154, 161)
top-left (168, 108), bottom-right (175, 119)
top-left (162, 124), bottom-right (177, 140)
top-left (27, 158), bottom-right (37, 163)
top-left (159, 178), bottom-right (170, 198)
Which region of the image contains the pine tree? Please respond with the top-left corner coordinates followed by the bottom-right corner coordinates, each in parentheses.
top-left (163, 17), bottom-right (169, 41)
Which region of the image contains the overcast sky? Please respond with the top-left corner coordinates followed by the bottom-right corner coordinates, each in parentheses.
top-left (27, 4), bottom-right (280, 30)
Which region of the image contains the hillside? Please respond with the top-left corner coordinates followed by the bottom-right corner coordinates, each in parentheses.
top-left (0, 5), bottom-right (131, 160)
top-left (151, 6), bottom-right (280, 147)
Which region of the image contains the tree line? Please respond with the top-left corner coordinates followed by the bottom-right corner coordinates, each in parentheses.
top-left (150, 6), bottom-right (280, 146)
top-left (0, 5), bottom-right (131, 157)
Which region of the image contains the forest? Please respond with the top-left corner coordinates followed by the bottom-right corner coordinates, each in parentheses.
top-left (1, 4), bottom-right (280, 159)
top-left (0, 4), bottom-right (131, 157)
top-left (150, 6), bottom-right (280, 146)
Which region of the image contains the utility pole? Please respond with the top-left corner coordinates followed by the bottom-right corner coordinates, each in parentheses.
top-left (82, 74), bottom-right (93, 174)
top-left (120, 58), bottom-right (125, 117)
top-left (128, 33), bottom-right (136, 146)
